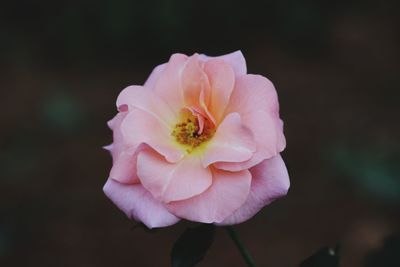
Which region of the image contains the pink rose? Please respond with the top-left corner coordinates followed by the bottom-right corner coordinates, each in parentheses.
top-left (103, 51), bottom-right (289, 228)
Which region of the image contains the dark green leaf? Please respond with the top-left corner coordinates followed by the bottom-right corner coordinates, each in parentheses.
top-left (171, 224), bottom-right (215, 267)
top-left (300, 245), bottom-right (340, 267)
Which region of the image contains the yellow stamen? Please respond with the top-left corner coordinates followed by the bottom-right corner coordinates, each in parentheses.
top-left (171, 113), bottom-right (214, 153)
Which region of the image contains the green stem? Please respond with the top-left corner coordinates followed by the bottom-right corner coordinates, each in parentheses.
top-left (225, 226), bottom-right (257, 267)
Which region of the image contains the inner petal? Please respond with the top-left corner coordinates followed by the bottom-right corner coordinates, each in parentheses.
top-left (182, 54), bottom-right (211, 108)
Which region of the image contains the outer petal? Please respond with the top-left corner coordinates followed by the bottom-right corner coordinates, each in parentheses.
top-left (224, 74), bottom-right (279, 116)
top-left (218, 155), bottom-right (290, 225)
top-left (107, 112), bottom-right (141, 184)
top-left (116, 85), bottom-right (176, 125)
top-left (167, 168), bottom-right (252, 223)
top-left (144, 63), bottom-right (166, 89)
top-left (103, 179), bottom-right (180, 228)
top-left (109, 149), bottom-right (140, 184)
top-left (201, 113), bottom-right (256, 168)
top-left (153, 54), bottom-right (188, 113)
top-left (137, 150), bottom-right (212, 203)
top-left (121, 109), bottom-right (184, 163)
top-left (199, 50), bottom-right (247, 76)
top-left (107, 112), bottom-right (128, 159)
top-left (204, 59), bottom-right (235, 122)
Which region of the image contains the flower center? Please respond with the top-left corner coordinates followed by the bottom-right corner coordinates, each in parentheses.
top-left (172, 113), bottom-right (214, 153)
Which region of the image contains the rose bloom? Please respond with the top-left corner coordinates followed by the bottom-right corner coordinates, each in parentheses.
top-left (103, 51), bottom-right (289, 228)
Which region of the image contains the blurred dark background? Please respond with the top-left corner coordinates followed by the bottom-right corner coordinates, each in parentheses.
top-left (1, 0), bottom-right (399, 266)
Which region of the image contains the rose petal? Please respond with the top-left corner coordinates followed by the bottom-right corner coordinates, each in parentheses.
top-left (214, 111), bottom-right (286, 171)
top-left (224, 74), bottom-right (279, 116)
top-left (153, 54), bottom-right (188, 113)
top-left (116, 85), bottom-right (176, 125)
top-left (201, 113), bottom-right (256, 168)
top-left (107, 112), bottom-right (141, 184)
top-left (199, 50), bottom-right (247, 76)
top-left (204, 59), bottom-right (235, 123)
top-left (215, 74), bottom-right (285, 171)
top-left (218, 155), bottom-right (290, 225)
top-left (106, 112), bottom-right (128, 159)
top-left (137, 150), bottom-right (212, 203)
top-left (186, 106), bottom-right (206, 134)
top-left (121, 109), bottom-right (184, 163)
top-left (103, 179), bottom-right (180, 228)
top-left (109, 144), bottom-right (148, 184)
top-left (199, 88), bottom-right (216, 127)
top-left (144, 63), bottom-right (166, 90)
top-left (109, 149), bottom-right (140, 184)
top-left (167, 168), bottom-right (251, 223)
top-left (181, 54), bottom-right (211, 108)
